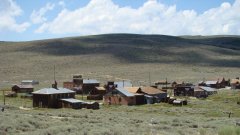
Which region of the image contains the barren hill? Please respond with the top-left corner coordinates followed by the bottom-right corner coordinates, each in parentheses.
top-left (0, 34), bottom-right (239, 87)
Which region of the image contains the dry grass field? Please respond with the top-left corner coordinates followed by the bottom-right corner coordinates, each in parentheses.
top-left (0, 90), bottom-right (240, 135)
top-left (0, 34), bottom-right (240, 135)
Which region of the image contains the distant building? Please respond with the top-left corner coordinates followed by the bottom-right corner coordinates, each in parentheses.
top-left (21, 80), bottom-right (39, 85)
top-left (174, 86), bottom-right (194, 96)
top-left (63, 75), bottom-right (100, 94)
top-left (32, 87), bottom-right (75, 108)
top-left (140, 86), bottom-right (167, 103)
top-left (104, 88), bottom-right (136, 105)
top-left (114, 81), bottom-right (133, 88)
top-left (12, 84), bottom-right (33, 93)
top-left (195, 86), bottom-right (217, 96)
top-left (230, 78), bottom-right (240, 89)
top-left (198, 78), bottom-right (229, 89)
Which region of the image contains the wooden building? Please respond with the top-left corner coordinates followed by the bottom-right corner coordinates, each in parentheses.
top-left (174, 86), bottom-right (194, 96)
top-left (63, 78), bottom-right (100, 94)
top-left (124, 87), bottom-right (145, 105)
top-left (104, 88), bottom-right (136, 105)
top-left (32, 87), bottom-right (75, 108)
top-left (12, 84), bottom-right (34, 93)
top-left (140, 86), bottom-right (167, 103)
top-left (199, 78), bottom-right (229, 89)
top-left (59, 98), bottom-right (99, 109)
top-left (195, 86), bottom-right (217, 96)
top-left (194, 87), bottom-right (208, 98)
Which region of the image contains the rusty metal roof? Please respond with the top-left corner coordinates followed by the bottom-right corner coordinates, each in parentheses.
top-left (124, 87), bottom-right (141, 94)
top-left (140, 86), bottom-right (166, 95)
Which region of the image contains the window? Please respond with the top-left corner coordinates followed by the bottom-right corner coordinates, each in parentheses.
top-left (119, 97), bottom-right (122, 102)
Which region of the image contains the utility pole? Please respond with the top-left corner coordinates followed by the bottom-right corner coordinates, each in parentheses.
top-left (3, 90), bottom-right (5, 105)
top-left (149, 72), bottom-right (151, 86)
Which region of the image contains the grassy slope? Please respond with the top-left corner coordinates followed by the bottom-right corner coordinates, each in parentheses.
top-left (0, 34), bottom-right (239, 88)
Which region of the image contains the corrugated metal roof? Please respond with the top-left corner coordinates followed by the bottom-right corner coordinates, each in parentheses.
top-left (116, 88), bottom-right (135, 97)
top-left (32, 87), bottom-right (75, 94)
top-left (13, 84), bottom-right (33, 89)
top-left (83, 79), bottom-right (99, 84)
top-left (114, 81), bottom-right (132, 88)
top-left (199, 86), bottom-right (216, 92)
top-left (60, 98), bottom-right (85, 103)
top-left (205, 81), bottom-right (218, 85)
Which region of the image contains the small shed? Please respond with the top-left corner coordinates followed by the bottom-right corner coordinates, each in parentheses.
top-left (12, 84), bottom-right (34, 93)
top-left (60, 98), bottom-right (84, 109)
top-left (104, 88), bottom-right (136, 105)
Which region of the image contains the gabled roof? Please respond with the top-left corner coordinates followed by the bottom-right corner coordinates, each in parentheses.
top-left (114, 81), bottom-right (132, 88)
top-left (205, 81), bottom-right (218, 85)
top-left (116, 88), bottom-right (135, 97)
top-left (12, 84), bottom-right (33, 89)
top-left (32, 87), bottom-right (75, 95)
top-left (124, 87), bottom-right (141, 94)
top-left (140, 87), bottom-right (166, 95)
top-left (83, 79), bottom-right (99, 84)
top-left (199, 86), bottom-right (216, 92)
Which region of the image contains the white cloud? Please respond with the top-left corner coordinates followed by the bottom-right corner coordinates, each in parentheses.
top-left (30, 3), bottom-right (55, 24)
top-left (58, 1), bottom-right (65, 8)
top-left (0, 0), bottom-right (30, 33)
top-left (36, 0), bottom-right (240, 35)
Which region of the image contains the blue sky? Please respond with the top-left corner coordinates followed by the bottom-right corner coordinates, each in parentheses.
top-left (0, 0), bottom-right (239, 41)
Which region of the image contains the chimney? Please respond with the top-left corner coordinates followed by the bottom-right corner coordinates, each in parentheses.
top-left (52, 80), bottom-right (58, 89)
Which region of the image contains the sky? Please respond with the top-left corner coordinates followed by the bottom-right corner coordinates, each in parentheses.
top-left (0, 0), bottom-right (239, 41)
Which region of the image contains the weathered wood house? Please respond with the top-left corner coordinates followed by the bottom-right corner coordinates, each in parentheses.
top-left (12, 84), bottom-right (34, 93)
top-left (140, 86), bottom-right (167, 103)
top-left (103, 88), bottom-right (136, 105)
top-left (124, 87), bottom-right (145, 105)
top-left (63, 75), bottom-right (100, 94)
top-left (194, 87), bottom-right (208, 98)
top-left (198, 78), bottom-right (229, 89)
top-left (32, 87), bottom-right (75, 108)
top-left (174, 86), bottom-right (194, 96)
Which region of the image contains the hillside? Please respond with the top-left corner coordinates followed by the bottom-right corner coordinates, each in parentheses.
top-left (0, 34), bottom-right (239, 87)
